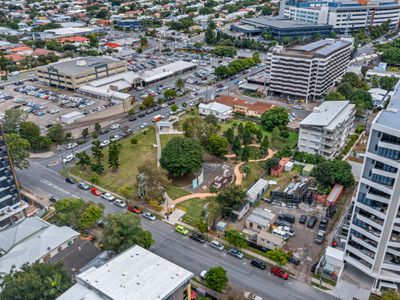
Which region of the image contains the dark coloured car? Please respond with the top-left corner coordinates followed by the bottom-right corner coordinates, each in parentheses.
top-left (289, 256), bottom-right (300, 266)
top-left (190, 232), bottom-right (205, 243)
top-left (168, 101), bottom-right (175, 106)
top-left (65, 177), bottom-right (76, 184)
top-left (319, 217), bottom-right (329, 231)
top-left (100, 128), bottom-right (110, 135)
top-left (299, 215), bottom-right (307, 224)
top-left (129, 116), bottom-right (137, 122)
top-left (278, 214), bottom-right (295, 224)
top-left (307, 216), bottom-right (318, 228)
top-left (138, 112), bottom-right (146, 118)
top-left (49, 196), bottom-right (59, 203)
top-left (251, 259), bottom-right (266, 270)
top-left (275, 219), bottom-right (292, 228)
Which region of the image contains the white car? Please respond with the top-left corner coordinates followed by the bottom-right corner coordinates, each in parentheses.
top-left (100, 140), bottom-right (110, 147)
top-left (210, 240), bottom-right (224, 251)
top-left (142, 212), bottom-right (156, 221)
top-left (110, 123), bottom-right (120, 130)
top-left (200, 270), bottom-right (207, 280)
top-left (66, 142), bottom-right (77, 150)
top-left (110, 134), bottom-right (121, 142)
top-left (62, 153), bottom-right (74, 164)
top-left (140, 123), bottom-right (148, 129)
top-left (244, 292), bottom-right (263, 300)
top-left (101, 192), bottom-right (115, 201)
top-left (114, 199), bottom-right (127, 208)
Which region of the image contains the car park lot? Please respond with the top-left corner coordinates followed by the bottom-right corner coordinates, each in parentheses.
top-left (0, 82), bottom-right (110, 129)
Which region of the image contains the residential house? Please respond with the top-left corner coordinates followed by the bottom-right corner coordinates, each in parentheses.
top-left (198, 102), bottom-right (232, 121)
top-left (215, 95), bottom-right (275, 118)
top-left (58, 36), bottom-right (89, 46)
top-left (9, 45), bottom-right (33, 56)
top-left (0, 217), bottom-right (79, 275)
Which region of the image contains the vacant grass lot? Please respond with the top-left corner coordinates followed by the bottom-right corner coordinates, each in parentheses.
top-left (240, 161), bottom-right (265, 189)
top-left (177, 197), bottom-right (220, 227)
top-left (166, 186), bottom-right (191, 200)
top-left (70, 127), bottom-right (157, 193)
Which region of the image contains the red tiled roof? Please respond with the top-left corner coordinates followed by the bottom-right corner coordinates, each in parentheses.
top-left (105, 42), bottom-right (121, 48)
top-left (58, 36), bottom-right (89, 43)
top-left (32, 48), bottom-right (51, 56)
top-left (5, 54), bottom-right (24, 62)
top-left (215, 95), bottom-right (275, 115)
top-left (10, 46), bottom-right (32, 53)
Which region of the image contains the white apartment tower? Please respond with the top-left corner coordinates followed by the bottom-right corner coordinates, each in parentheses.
top-left (345, 81), bottom-right (400, 292)
top-left (298, 101), bottom-right (356, 159)
top-left (265, 39), bottom-right (352, 102)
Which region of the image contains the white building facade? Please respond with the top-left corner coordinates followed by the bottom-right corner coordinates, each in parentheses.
top-left (298, 101), bottom-right (356, 159)
top-left (199, 102), bottom-right (232, 121)
top-left (345, 81), bottom-right (400, 293)
top-left (265, 39), bottom-right (352, 101)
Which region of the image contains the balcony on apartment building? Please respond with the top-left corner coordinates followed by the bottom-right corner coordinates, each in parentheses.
top-left (350, 233), bottom-right (378, 253)
top-left (345, 249), bottom-right (373, 271)
top-left (357, 192), bottom-right (388, 220)
top-left (372, 161), bottom-right (398, 179)
top-left (366, 187), bottom-right (391, 205)
top-left (352, 217), bottom-right (382, 242)
top-left (379, 133), bottom-right (400, 152)
top-left (355, 208), bottom-right (384, 232)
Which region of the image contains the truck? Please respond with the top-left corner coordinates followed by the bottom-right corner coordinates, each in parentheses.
top-left (152, 115), bottom-right (162, 122)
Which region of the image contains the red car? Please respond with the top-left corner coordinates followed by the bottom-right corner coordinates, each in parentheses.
top-left (127, 205), bottom-right (142, 214)
top-left (271, 266), bottom-right (289, 280)
top-left (91, 187), bottom-right (101, 196)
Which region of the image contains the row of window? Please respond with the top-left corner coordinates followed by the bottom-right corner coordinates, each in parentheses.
top-left (375, 161), bottom-right (398, 173)
top-left (371, 173), bottom-right (395, 187)
top-left (381, 133), bottom-right (400, 146)
top-left (377, 146), bottom-right (400, 160)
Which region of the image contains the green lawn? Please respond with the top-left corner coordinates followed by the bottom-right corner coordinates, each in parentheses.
top-left (160, 133), bottom-right (183, 149)
top-left (240, 162), bottom-right (265, 189)
top-left (166, 186), bottom-right (191, 200)
top-left (220, 119), bottom-right (298, 150)
top-left (177, 197), bottom-right (220, 227)
top-left (70, 127), bottom-right (157, 193)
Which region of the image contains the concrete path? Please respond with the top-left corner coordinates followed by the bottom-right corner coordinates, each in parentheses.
top-left (233, 149), bottom-right (274, 185)
top-left (155, 125), bottom-right (161, 168)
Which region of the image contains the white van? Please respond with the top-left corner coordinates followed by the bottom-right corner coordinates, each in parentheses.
top-left (272, 228), bottom-right (289, 240)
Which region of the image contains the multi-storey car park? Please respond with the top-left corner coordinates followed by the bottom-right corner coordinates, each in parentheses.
top-left (345, 81), bottom-right (400, 293)
top-left (264, 38), bottom-right (352, 102)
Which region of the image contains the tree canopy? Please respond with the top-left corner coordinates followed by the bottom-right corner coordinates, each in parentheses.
top-left (3, 108), bottom-right (25, 133)
top-left (0, 263), bottom-right (72, 300)
top-left (207, 134), bottom-right (228, 158)
top-left (205, 266), bottom-right (228, 292)
top-left (4, 133), bottom-right (30, 169)
top-left (260, 107), bottom-right (289, 131)
top-left (160, 137), bottom-right (203, 177)
top-left (101, 212), bottom-right (154, 253)
top-left (216, 185), bottom-right (247, 217)
top-left (312, 160), bottom-right (355, 188)
top-left (137, 160), bottom-right (171, 202)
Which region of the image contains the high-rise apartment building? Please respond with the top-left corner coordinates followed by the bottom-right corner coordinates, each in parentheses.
top-left (0, 127), bottom-right (27, 230)
top-left (265, 39), bottom-right (352, 101)
top-left (345, 81), bottom-right (400, 292)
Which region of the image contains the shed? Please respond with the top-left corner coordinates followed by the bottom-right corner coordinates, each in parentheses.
top-left (231, 202), bottom-right (250, 222)
top-left (321, 246), bottom-right (345, 279)
top-left (302, 164), bottom-right (314, 176)
top-left (61, 111), bottom-right (84, 124)
top-left (326, 184), bottom-right (343, 207)
top-left (247, 179), bottom-right (269, 205)
top-left (284, 161), bottom-right (294, 172)
top-left (216, 221), bottom-right (227, 232)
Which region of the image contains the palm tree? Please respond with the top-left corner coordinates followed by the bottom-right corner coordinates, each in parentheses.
top-left (175, 78), bottom-right (185, 91)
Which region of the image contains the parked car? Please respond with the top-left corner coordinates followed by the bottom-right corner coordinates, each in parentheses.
top-left (319, 217), bottom-right (329, 231)
top-left (299, 215), bottom-right (307, 224)
top-left (114, 199), bottom-right (127, 208)
top-left (315, 230), bottom-right (325, 244)
top-left (283, 226), bottom-right (296, 237)
top-left (244, 292), bottom-right (263, 300)
top-left (140, 122), bottom-right (148, 129)
top-left (100, 128), bottom-right (110, 135)
top-left (129, 116), bottom-right (137, 122)
top-left (176, 225), bottom-right (189, 235)
top-left (100, 140), bottom-right (110, 147)
top-left (101, 192), bottom-right (115, 201)
top-left (96, 218), bottom-right (107, 228)
top-left (62, 153), bottom-right (74, 164)
top-left (138, 112), bottom-right (145, 118)
top-left (289, 256), bottom-right (300, 266)
top-left (78, 182), bottom-right (90, 190)
top-left (65, 177), bottom-right (76, 184)
top-left (49, 196), bottom-right (59, 203)
top-left (142, 212), bottom-right (156, 221)
top-left (128, 205), bottom-right (142, 214)
top-left (66, 142), bottom-right (77, 150)
top-left (275, 219), bottom-right (292, 228)
top-left (228, 248), bottom-right (244, 259)
top-left (271, 266), bottom-right (289, 280)
top-left (278, 214), bottom-right (295, 224)
top-left (190, 232), bottom-right (205, 243)
top-left (210, 240), bottom-right (224, 251)
top-left (250, 258), bottom-right (266, 270)
top-left (91, 187), bottom-right (101, 196)
top-left (200, 270), bottom-right (208, 280)
top-left (110, 123), bottom-right (120, 130)
top-left (307, 216), bottom-right (318, 228)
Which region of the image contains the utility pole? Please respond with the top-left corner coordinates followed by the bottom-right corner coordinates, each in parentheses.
top-left (203, 202), bottom-right (210, 240)
top-left (137, 172), bottom-right (146, 202)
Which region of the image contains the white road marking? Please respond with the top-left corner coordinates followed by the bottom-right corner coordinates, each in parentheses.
top-left (40, 179), bottom-right (71, 195)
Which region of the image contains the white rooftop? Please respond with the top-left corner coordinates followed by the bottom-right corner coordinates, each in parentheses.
top-left (300, 101), bottom-right (355, 131)
top-left (142, 60), bottom-right (196, 83)
top-left (88, 71), bottom-right (140, 88)
top-left (57, 245), bottom-right (193, 300)
top-left (78, 85), bottom-right (132, 101)
top-left (247, 178), bottom-right (269, 202)
top-left (0, 217), bottom-right (79, 274)
top-left (199, 102), bottom-right (232, 114)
